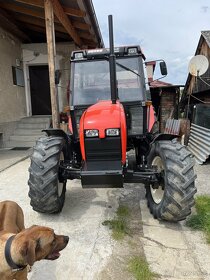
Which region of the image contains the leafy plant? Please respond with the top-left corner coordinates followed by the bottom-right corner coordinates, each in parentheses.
top-left (102, 205), bottom-right (130, 240)
top-left (128, 256), bottom-right (158, 280)
top-left (186, 195), bottom-right (210, 243)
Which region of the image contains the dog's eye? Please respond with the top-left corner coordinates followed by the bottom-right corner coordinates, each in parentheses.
top-left (52, 239), bottom-right (56, 246)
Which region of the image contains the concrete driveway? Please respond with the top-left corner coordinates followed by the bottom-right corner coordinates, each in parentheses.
top-left (0, 157), bottom-right (210, 280)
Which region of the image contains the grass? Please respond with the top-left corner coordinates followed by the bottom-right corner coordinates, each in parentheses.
top-left (186, 195), bottom-right (210, 243)
top-left (103, 206), bottom-right (157, 279)
top-left (102, 205), bottom-right (130, 240)
top-left (128, 257), bottom-right (158, 280)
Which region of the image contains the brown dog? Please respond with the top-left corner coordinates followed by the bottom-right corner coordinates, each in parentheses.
top-left (0, 200), bottom-right (69, 280)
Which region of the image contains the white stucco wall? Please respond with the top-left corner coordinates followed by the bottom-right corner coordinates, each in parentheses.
top-left (0, 27), bottom-right (26, 123)
top-left (22, 42), bottom-right (77, 115)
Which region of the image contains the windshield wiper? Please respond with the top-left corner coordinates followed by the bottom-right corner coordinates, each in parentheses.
top-left (105, 56), bottom-right (141, 77)
top-left (116, 61), bottom-right (141, 77)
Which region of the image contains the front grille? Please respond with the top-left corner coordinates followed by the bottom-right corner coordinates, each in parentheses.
top-left (85, 137), bottom-right (122, 161)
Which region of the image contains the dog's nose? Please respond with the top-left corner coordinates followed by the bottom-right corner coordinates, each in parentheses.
top-left (64, 236), bottom-right (69, 244)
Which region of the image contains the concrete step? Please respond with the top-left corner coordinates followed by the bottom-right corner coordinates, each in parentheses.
top-left (14, 128), bottom-right (44, 136)
top-left (9, 134), bottom-right (42, 142)
top-left (6, 140), bottom-right (37, 148)
top-left (6, 116), bottom-right (51, 148)
top-left (17, 122), bottom-right (50, 129)
top-left (20, 116), bottom-right (51, 124)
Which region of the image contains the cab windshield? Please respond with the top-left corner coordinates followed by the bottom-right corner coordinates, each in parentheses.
top-left (72, 57), bottom-right (144, 105)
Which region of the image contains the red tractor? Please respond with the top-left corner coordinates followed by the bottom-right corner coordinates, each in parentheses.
top-left (28, 16), bottom-right (196, 221)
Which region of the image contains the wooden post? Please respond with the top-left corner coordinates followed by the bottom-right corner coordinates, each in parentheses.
top-left (44, 0), bottom-right (60, 128)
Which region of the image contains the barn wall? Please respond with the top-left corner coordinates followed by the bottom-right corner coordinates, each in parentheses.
top-left (0, 27), bottom-right (26, 147)
top-left (22, 42), bottom-right (76, 115)
top-left (188, 40), bottom-right (210, 94)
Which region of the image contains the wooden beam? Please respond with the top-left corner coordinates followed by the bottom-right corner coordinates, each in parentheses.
top-left (50, 0), bottom-right (82, 46)
top-left (14, 0), bottom-right (86, 17)
top-left (73, 21), bottom-right (90, 31)
top-left (0, 2), bottom-right (52, 21)
top-left (76, 0), bottom-right (98, 45)
top-left (0, 8), bottom-right (30, 42)
top-left (14, 14), bottom-right (66, 33)
top-left (0, 2), bottom-right (90, 30)
top-left (18, 22), bottom-right (70, 40)
top-left (63, 6), bottom-right (86, 18)
top-left (78, 31), bottom-right (94, 40)
top-left (15, 14), bottom-right (93, 42)
top-left (44, 0), bottom-right (60, 129)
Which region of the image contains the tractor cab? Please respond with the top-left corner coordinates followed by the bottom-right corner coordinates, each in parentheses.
top-left (69, 46), bottom-right (147, 140)
top-left (71, 46), bottom-right (146, 106)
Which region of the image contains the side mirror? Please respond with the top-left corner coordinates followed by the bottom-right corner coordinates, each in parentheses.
top-left (160, 61), bottom-right (167, 76)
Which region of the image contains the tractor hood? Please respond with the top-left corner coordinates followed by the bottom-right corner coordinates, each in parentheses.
top-left (80, 100), bottom-right (122, 139)
top-left (79, 100), bottom-right (127, 164)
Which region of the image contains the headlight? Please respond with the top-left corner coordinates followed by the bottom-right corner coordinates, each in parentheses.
top-left (128, 47), bottom-right (137, 54)
top-left (74, 52), bottom-right (84, 59)
top-left (85, 129), bottom-right (99, 137)
top-left (106, 128), bottom-right (120, 136)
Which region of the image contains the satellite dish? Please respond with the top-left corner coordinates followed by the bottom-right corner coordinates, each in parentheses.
top-left (188, 55), bottom-right (209, 76)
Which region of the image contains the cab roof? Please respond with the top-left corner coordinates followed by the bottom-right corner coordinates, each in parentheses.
top-left (71, 45), bottom-right (146, 61)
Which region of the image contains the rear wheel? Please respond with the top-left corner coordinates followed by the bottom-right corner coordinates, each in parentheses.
top-left (28, 136), bottom-right (67, 213)
top-left (146, 139), bottom-right (197, 222)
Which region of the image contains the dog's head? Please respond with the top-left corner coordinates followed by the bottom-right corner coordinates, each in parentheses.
top-left (17, 225), bottom-right (69, 266)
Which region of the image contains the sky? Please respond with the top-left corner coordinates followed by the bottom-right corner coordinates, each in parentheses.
top-left (92, 0), bottom-right (210, 85)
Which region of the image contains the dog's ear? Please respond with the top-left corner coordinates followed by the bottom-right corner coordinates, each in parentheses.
top-left (20, 239), bottom-right (36, 266)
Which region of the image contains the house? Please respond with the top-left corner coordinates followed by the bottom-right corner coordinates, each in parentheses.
top-left (180, 31), bottom-right (210, 116)
top-left (180, 31), bottom-right (210, 164)
top-left (0, 0), bottom-right (103, 148)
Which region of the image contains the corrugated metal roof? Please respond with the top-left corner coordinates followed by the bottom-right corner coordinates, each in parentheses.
top-left (149, 80), bottom-right (173, 88)
top-left (188, 123), bottom-right (210, 164)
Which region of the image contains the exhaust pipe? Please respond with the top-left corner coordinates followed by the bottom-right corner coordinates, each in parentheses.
top-left (108, 15), bottom-right (118, 104)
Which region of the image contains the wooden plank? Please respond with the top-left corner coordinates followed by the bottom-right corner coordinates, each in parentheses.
top-left (50, 0), bottom-right (82, 46)
top-left (0, 8), bottom-right (30, 42)
top-left (14, 0), bottom-right (86, 17)
top-left (78, 31), bottom-right (94, 40)
top-left (44, 0), bottom-right (60, 129)
top-left (18, 22), bottom-right (70, 40)
top-left (0, 2), bottom-right (58, 22)
top-left (14, 14), bottom-right (66, 33)
top-left (0, 2), bottom-right (90, 30)
top-left (76, 0), bottom-right (98, 45)
top-left (63, 6), bottom-right (86, 18)
top-left (72, 21), bottom-right (90, 31)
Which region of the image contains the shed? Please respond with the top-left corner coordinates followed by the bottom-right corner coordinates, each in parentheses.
top-left (149, 80), bottom-right (181, 133)
top-left (180, 31), bottom-right (210, 114)
top-left (180, 31), bottom-right (210, 164)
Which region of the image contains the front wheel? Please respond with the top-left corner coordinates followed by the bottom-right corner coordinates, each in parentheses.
top-left (28, 136), bottom-right (67, 213)
top-left (146, 139), bottom-right (197, 222)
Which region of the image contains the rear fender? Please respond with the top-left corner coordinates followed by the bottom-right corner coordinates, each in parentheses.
top-left (151, 133), bottom-right (178, 145)
top-left (43, 128), bottom-right (68, 141)
top-left (42, 129), bottom-right (72, 158)
top-left (42, 128), bottom-right (71, 148)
